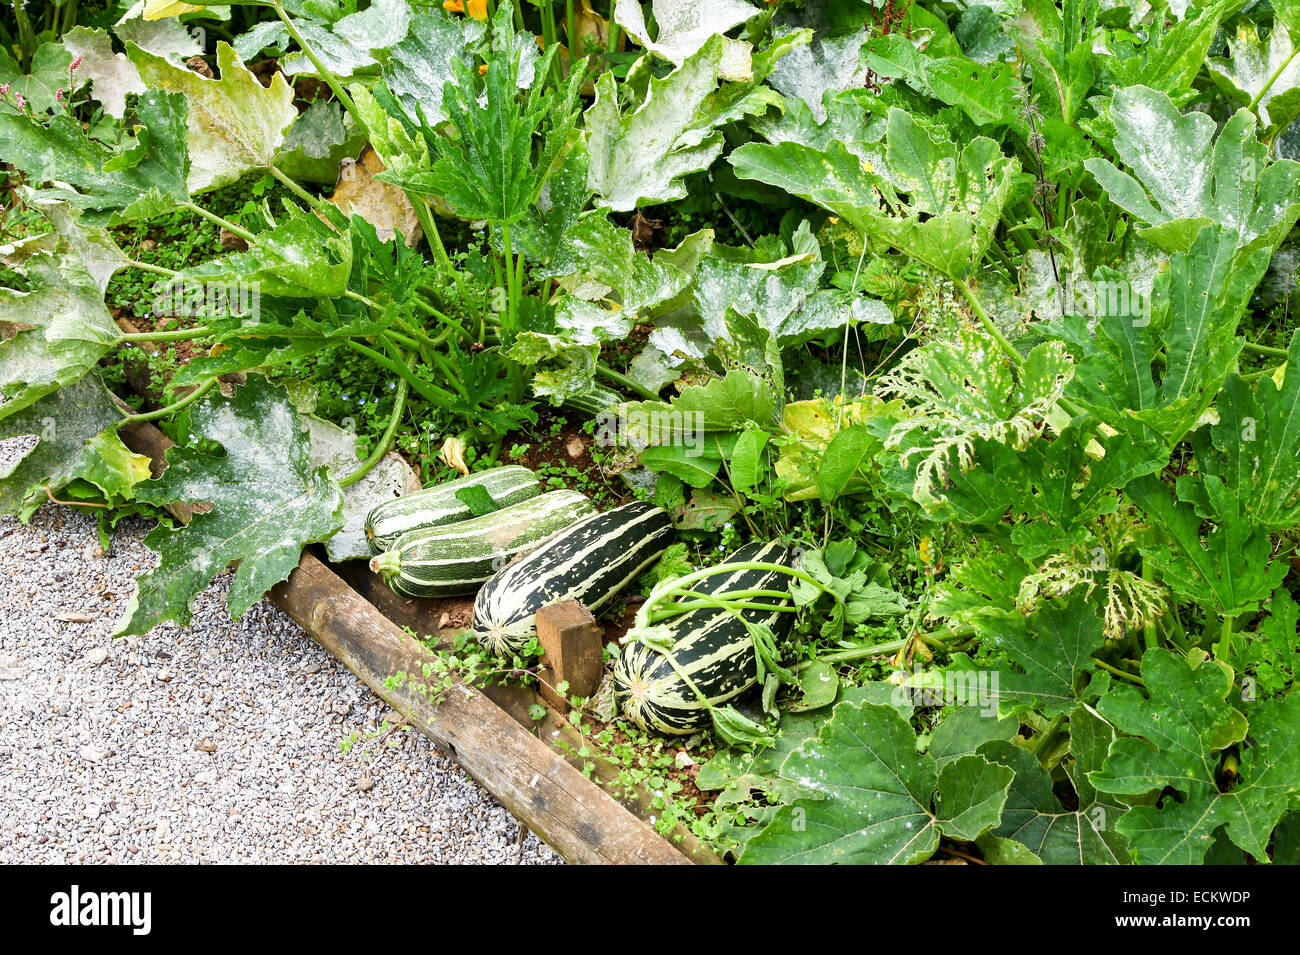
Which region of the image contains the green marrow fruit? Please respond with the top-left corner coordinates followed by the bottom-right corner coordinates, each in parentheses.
top-left (369, 489), bottom-right (596, 598)
top-left (613, 541), bottom-right (794, 736)
top-left (364, 465), bottom-right (539, 552)
top-left (472, 501), bottom-right (674, 657)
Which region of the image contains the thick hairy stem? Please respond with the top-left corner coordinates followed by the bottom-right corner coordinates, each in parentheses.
top-left (118, 326), bottom-right (214, 343)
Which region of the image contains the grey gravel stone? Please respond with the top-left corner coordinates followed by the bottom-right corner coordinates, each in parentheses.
top-left (0, 506), bottom-right (561, 865)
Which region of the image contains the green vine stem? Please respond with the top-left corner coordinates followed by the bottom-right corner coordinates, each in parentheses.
top-left (268, 0), bottom-right (370, 141)
top-left (182, 200), bottom-right (256, 243)
top-left (1241, 339), bottom-right (1289, 359)
top-left (1216, 613), bottom-right (1238, 664)
top-left (1248, 45), bottom-right (1300, 116)
top-left (118, 325), bottom-right (214, 343)
top-left (345, 338), bottom-right (457, 406)
top-left (265, 163), bottom-right (329, 215)
top-left (594, 363), bottom-right (659, 400)
top-left (1092, 657), bottom-right (1144, 686)
top-left (125, 258), bottom-right (179, 278)
top-left (628, 561), bottom-right (846, 643)
top-left (954, 277), bottom-right (1022, 368)
top-left (339, 375), bottom-right (409, 489)
top-left (114, 377), bottom-right (218, 426)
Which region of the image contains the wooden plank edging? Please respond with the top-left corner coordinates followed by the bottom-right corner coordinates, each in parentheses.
top-left (269, 553), bottom-right (692, 865)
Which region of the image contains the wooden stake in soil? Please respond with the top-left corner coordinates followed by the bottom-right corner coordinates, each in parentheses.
top-left (536, 600), bottom-right (604, 714)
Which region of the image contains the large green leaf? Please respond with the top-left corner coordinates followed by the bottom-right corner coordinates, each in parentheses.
top-left (279, 0), bottom-right (414, 78)
top-left (732, 109), bottom-right (1024, 280)
top-left (128, 41), bottom-right (297, 193)
top-left (561, 212), bottom-right (693, 313)
top-left (0, 236), bottom-right (122, 420)
top-left (1083, 87), bottom-right (1300, 254)
top-left (174, 209), bottom-right (353, 298)
top-left (0, 89), bottom-right (191, 224)
top-left (1208, 24), bottom-right (1300, 130)
top-left (586, 35), bottom-right (769, 211)
top-left (272, 99), bottom-right (366, 184)
top-left (981, 705), bottom-right (1131, 864)
top-left (966, 592), bottom-right (1106, 718)
top-left (1128, 474), bottom-right (1287, 618)
top-left (1191, 333), bottom-right (1300, 532)
top-left (0, 375), bottom-right (129, 519)
top-left (1095, 649), bottom-right (1300, 864)
top-left (614, 0), bottom-right (759, 80)
top-left (1054, 226), bottom-right (1268, 448)
top-left (739, 701), bottom-right (1013, 864)
top-left (381, 10), bottom-right (485, 126)
top-left (866, 33), bottom-right (1021, 127)
top-left (117, 375), bottom-right (344, 636)
top-left (0, 41), bottom-right (73, 113)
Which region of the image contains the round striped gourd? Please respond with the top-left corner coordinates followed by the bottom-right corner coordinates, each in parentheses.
top-left (369, 490), bottom-right (595, 598)
top-left (364, 466), bottom-right (539, 552)
top-left (472, 501), bottom-right (674, 657)
top-left (613, 541), bottom-right (794, 736)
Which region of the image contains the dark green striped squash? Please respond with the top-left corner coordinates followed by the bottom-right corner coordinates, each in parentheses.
top-left (472, 501), bottom-right (674, 657)
top-left (613, 541), bottom-right (794, 736)
top-left (369, 490), bottom-right (595, 598)
top-left (364, 466), bottom-right (539, 552)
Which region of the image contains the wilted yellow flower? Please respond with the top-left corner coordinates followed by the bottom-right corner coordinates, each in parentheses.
top-left (440, 436), bottom-right (469, 475)
top-left (918, 536), bottom-right (933, 565)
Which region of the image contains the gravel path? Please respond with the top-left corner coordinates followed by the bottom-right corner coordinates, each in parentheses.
top-left (0, 505), bottom-right (560, 865)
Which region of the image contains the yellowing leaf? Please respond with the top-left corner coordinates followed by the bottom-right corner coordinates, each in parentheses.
top-left (143, 0), bottom-right (206, 20)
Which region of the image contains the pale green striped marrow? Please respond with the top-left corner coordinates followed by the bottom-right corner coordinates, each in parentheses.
top-left (369, 490), bottom-right (595, 598)
top-left (364, 466), bottom-right (539, 553)
top-left (472, 501), bottom-right (674, 657)
top-left (613, 541), bottom-right (794, 736)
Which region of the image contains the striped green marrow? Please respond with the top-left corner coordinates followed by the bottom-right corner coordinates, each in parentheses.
top-left (561, 384), bottom-right (622, 417)
top-left (369, 490), bottom-right (595, 598)
top-left (613, 542), bottom-right (794, 736)
top-left (472, 501), bottom-right (674, 657)
top-left (364, 466), bottom-right (539, 553)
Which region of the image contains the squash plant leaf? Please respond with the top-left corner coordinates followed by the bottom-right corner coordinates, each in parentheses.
top-left (1094, 649), bottom-right (1300, 864)
top-left (0, 88), bottom-right (191, 224)
top-left (1127, 474), bottom-right (1287, 618)
top-left (1053, 225), bottom-right (1269, 448)
top-left (117, 375), bottom-right (344, 636)
top-left (389, 3), bottom-right (582, 226)
top-left (173, 208), bottom-right (353, 298)
top-left (0, 374), bottom-right (132, 519)
top-left (1190, 332), bottom-right (1300, 533)
top-left (961, 592), bottom-right (1106, 718)
top-left (128, 41), bottom-right (297, 194)
top-left (586, 34), bottom-right (770, 211)
top-left (980, 705), bottom-right (1132, 864)
top-left (865, 33), bottom-right (1022, 127)
top-left (732, 109), bottom-right (1025, 280)
top-left (1083, 87), bottom-right (1300, 254)
top-left (1208, 25), bottom-right (1300, 130)
top-left (739, 701), bottom-right (1012, 864)
top-left (614, 0), bottom-right (760, 80)
top-left (381, 10), bottom-right (486, 127)
top-left (0, 234), bottom-right (123, 420)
